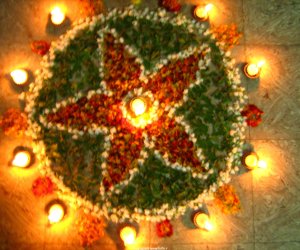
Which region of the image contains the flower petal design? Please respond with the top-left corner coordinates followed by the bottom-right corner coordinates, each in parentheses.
top-left (46, 34), bottom-right (205, 191)
top-left (146, 116), bottom-right (204, 173)
top-left (26, 6), bottom-right (247, 221)
top-left (47, 94), bottom-right (119, 131)
top-left (103, 127), bottom-right (144, 189)
top-left (103, 33), bottom-right (143, 98)
top-left (144, 52), bottom-right (201, 108)
top-left (241, 104), bottom-right (263, 127)
top-left (31, 40), bottom-right (50, 56)
top-left (156, 219), bottom-right (173, 237)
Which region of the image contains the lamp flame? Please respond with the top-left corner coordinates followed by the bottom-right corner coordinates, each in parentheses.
top-left (48, 203), bottom-right (65, 224)
top-left (130, 97), bottom-right (146, 116)
top-left (10, 69), bottom-right (28, 85)
top-left (12, 151), bottom-right (31, 168)
top-left (257, 159), bottom-right (267, 169)
top-left (51, 6), bottom-right (65, 25)
top-left (120, 226), bottom-right (136, 246)
top-left (205, 3), bottom-right (213, 12)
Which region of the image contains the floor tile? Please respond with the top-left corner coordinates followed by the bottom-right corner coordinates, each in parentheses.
top-left (0, 0), bottom-right (89, 47)
top-left (148, 243), bottom-right (254, 250)
top-left (0, 136), bottom-right (46, 244)
top-left (0, 243), bottom-right (46, 250)
top-left (103, 0), bottom-right (131, 9)
top-left (1, 1), bottom-right (300, 249)
top-left (243, 0), bottom-right (300, 45)
top-left (92, 220), bottom-right (150, 249)
top-left (44, 245), bottom-right (83, 250)
top-left (250, 140), bottom-right (300, 242)
top-left (90, 244), bottom-right (118, 250)
top-left (149, 172), bottom-right (254, 245)
top-left (255, 242), bottom-right (300, 250)
top-left (0, 43), bottom-right (40, 114)
top-left (182, 0), bottom-right (244, 27)
top-left (245, 45), bottom-right (300, 140)
top-left (138, 0), bottom-right (159, 9)
top-left (0, 184), bottom-right (46, 244)
top-left (43, 207), bottom-right (80, 245)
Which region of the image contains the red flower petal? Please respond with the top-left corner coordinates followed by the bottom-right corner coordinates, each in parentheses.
top-left (103, 127), bottom-right (144, 190)
top-left (32, 176), bottom-right (55, 197)
top-left (144, 53), bottom-right (201, 108)
top-left (156, 219), bottom-right (173, 237)
top-left (147, 117), bottom-right (204, 172)
top-left (160, 0), bottom-right (182, 12)
top-left (47, 94), bottom-right (118, 130)
top-left (31, 40), bottom-right (50, 56)
top-left (241, 104), bottom-right (264, 127)
top-left (103, 34), bottom-right (142, 98)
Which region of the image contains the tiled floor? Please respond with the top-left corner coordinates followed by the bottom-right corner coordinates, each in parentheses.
top-left (0, 0), bottom-right (299, 249)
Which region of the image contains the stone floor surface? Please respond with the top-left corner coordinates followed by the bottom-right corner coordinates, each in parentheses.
top-left (0, 0), bottom-right (300, 249)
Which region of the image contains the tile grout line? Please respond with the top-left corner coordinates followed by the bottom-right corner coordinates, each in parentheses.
top-left (249, 138), bottom-right (300, 141)
top-left (43, 195), bottom-right (47, 250)
top-left (256, 240), bottom-right (300, 244)
top-left (240, 0), bottom-right (256, 249)
top-left (149, 220), bottom-right (151, 248)
top-left (231, 43), bottom-right (300, 47)
top-left (239, 0), bottom-right (252, 142)
top-left (251, 168), bottom-right (256, 250)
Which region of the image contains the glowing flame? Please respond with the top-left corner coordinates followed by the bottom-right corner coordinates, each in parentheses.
top-left (205, 3), bottom-right (213, 12)
top-left (246, 63), bottom-right (259, 77)
top-left (245, 153), bottom-right (259, 169)
top-left (257, 60), bottom-right (265, 68)
top-left (120, 226), bottom-right (136, 245)
top-left (10, 69), bottom-right (28, 85)
top-left (203, 220), bottom-right (213, 231)
top-left (130, 98), bottom-right (146, 116)
top-left (257, 159), bottom-right (267, 169)
top-left (48, 204), bottom-right (65, 224)
top-left (12, 151), bottom-right (31, 168)
top-left (194, 212), bottom-right (213, 231)
top-left (51, 7), bottom-right (65, 25)
top-left (244, 60), bottom-right (265, 78)
top-left (194, 4), bottom-right (213, 21)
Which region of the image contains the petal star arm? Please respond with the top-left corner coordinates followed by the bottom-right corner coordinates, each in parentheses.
top-left (102, 127), bottom-right (144, 189)
top-left (146, 116), bottom-right (204, 173)
top-left (144, 52), bottom-right (202, 108)
top-left (103, 33), bottom-right (143, 99)
top-left (47, 94), bottom-right (120, 131)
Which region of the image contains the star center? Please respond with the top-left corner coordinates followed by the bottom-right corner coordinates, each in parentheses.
top-left (130, 97), bottom-right (147, 116)
top-left (121, 89), bottom-right (160, 129)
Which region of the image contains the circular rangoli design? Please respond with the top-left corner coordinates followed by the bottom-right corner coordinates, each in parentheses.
top-left (24, 6), bottom-right (247, 222)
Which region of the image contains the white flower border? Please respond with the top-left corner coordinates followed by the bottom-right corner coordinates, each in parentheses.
top-left (21, 5), bottom-right (247, 223)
